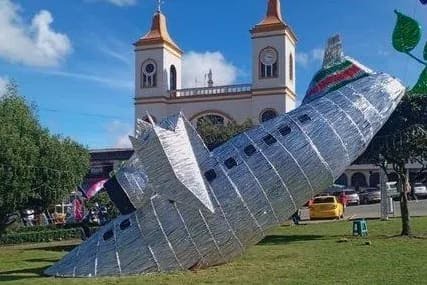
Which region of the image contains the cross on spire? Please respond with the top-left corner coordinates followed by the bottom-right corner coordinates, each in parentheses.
top-left (157, 0), bottom-right (164, 12)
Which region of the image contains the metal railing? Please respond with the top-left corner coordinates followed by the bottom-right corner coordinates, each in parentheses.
top-left (169, 84), bottom-right (252, 98)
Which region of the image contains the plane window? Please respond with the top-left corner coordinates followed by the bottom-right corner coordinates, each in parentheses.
top-left (120, 219), bottom-right (131, 230)
top-left (298, 114), bottom-right (311, 124)
top-left (279, 125), bottom-right (291, 136)
top-left (103, 229), bottom-right (114, 241)
top-left (204, 169), bottom-right (217, 182)
top-left (263, 134), bottom-right (277, 146)
top-left (224, 158), bottom-right (237, 169)
top-left (244, 144), bottom-right (257, 157)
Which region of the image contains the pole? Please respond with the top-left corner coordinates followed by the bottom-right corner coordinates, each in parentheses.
top-left (380, 166), bottom-right (389, 220)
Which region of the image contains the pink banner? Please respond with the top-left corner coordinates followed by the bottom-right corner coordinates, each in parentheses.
top-left (73, 198), bottom-right (84, 222)
top-left (85, 178), bottom-right (108, 199)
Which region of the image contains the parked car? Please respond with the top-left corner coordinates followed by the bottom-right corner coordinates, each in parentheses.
top-left (386, 181), bottom-right (400, 200)
top-left (304, 192), bottom-right (330, 207)
top-left (309, 196), bottom-right (344, 220)
top-left (346, 190), bottom-right (360, 206)
top-left (359, 187), bottom-right (381, 204)
top-left (413, 183), bottom-right (427, 199)
top-left (325, 184), bottom-right (346, 194)
top-left (333, 189), bottom-right (360, 206)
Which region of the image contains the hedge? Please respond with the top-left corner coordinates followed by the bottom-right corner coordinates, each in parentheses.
top-left (6, 224), bottom-right (58, 233)
top-left (7, 223), bottom-right (99, 234)
top-left (0, 228), bottom-right (83, 245)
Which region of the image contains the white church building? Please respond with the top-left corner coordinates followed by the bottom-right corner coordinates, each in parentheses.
top-left (134, 0), bottom-right (297, 126)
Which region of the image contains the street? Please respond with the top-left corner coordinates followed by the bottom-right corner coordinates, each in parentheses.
top-left (300, 199), bottom-right (427, 221)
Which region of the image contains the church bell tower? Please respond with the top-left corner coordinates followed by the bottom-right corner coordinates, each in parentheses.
top-left (134, 8), bottom-right (183, 100)
top-left (250, 0), bottom-right (297, 100)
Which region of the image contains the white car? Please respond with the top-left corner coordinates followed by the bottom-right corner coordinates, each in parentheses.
top-left (386, 181), bottom-right (400, 200)
top-left (334, 189), bottom-right (360, 206)
top-left (413, 183), bottom-right (427, 199)
top-left (344, 190), bottom-right (360, 206)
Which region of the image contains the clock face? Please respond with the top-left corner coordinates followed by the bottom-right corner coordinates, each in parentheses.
top-left (145, 63), bottom-right (155, 74)
top-left (260, 48), bottom-right (277, 65)
top-left (143, 60), bottom-right (156, 76)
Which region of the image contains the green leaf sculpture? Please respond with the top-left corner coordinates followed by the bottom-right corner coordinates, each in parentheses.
top-left (392, 10), bottom-right (421, 53)
top-left (424, 41), bottom-right (427, 60)
top-left (411, 67), bottom-right (427, 94)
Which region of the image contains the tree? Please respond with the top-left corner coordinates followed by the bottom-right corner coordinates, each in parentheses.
top-left (32, 134), bottom-right (90, 211)
top-left (196, 119), bottom-right (254, 150)
top-left (0, 83), bottom-right (90, 233)
top-left (357, 93), bottom-right (426, 236)
top-left (361, 8), bottom-right (427, 235)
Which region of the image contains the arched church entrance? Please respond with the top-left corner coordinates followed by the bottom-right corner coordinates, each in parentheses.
top-left (351, 172), bottom-right (367, 190)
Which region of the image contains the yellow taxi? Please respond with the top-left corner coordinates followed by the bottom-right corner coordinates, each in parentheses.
top-left (309, 196), bottom-right (344, 220)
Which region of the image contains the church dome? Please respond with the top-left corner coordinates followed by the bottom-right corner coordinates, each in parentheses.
top-left (134, 11), bottom-right (182, 55)
top-left (250, 0), bottom-right (296, 41)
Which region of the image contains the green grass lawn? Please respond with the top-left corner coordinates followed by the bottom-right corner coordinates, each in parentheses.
top-left (1, 218), bottom-right (427, 285)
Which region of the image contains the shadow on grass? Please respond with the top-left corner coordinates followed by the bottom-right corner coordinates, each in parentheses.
top-left (0, 265), bottom-right (49, 282)
top-left (0, 275), bottom-right (43, 282)
top-left (25, 258), bottom-right (59, 263)
top-left (27, 244), bottom-right (77, 252)
top-left (382, 234), bottom-right (427, 240)
top-left (258, 234), bottom-right (324, 246)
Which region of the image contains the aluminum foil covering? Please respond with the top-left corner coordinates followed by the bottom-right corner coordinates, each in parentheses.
top-left (45, 36), bottom-right (406, 277)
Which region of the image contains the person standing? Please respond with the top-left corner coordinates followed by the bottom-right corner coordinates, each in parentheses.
top-left (338, 192), bottom-right (347, 213)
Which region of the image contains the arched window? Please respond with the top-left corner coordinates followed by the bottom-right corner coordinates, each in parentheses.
top-left (289, 53), bottom-right (294, 81)
top-left (170, 65), bottom-right (177, 91)
top-left (197, 114), bottom-right (225, 128)
top-left (260, 109), bottom-right (278, 123)
top-left (259, 47), bottom-right (278, 79)
top-left (141, 60), bottom-right (157, 88)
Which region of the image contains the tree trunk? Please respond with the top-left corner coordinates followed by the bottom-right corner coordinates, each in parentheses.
top-left (399, 171), bottom-right (412, 236)
top-left (0, 216), bottom-right (10, 237)
top-left (0, 222), bottom-right (6, 237)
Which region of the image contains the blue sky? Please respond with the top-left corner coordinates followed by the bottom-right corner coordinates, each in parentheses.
top-left (0, 0), bottom-right (425, 149)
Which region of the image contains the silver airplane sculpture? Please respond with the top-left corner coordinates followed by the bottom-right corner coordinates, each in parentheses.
top-left (45, 35), bottom-right (405, 277)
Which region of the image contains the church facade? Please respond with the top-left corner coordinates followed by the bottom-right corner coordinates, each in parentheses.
top-left (134, 0), bottom-right (297, 127)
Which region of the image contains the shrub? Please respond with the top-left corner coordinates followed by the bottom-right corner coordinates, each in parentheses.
top-left (0, 228), bottom-right (83, 245)
top-left (6, 224), bottom-right (58, 233)
top-left (6, 223), bottom-right (100, 234)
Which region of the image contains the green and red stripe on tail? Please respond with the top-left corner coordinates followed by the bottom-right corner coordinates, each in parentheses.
top-left (304, 59), bottom-right (370, 103)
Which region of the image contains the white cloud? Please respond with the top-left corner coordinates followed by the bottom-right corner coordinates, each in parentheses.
top-left (182, 51), bottom-right (239, 88)
top-left (107, 120), bottom-right (133, 148)
top-left (311, 48), bottom-right (324, 61)
top-left (102, 0), bottom-right (136, 6)
top-left (296, 53), bottom-right (309, 66)
top-left (0, 76), bottom-right (8, 97)
top-left (115, 134), bottom-right (132, 148)
top-left (0, 1), bottom-right (71, 67)
top-left (99, 46), bottom-right (132, 65)
top-left (296, 48), bottom-right (324, 68)
top-left (41, 70), bottom-right (133, 90)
